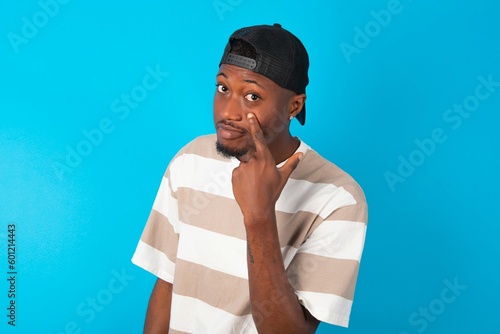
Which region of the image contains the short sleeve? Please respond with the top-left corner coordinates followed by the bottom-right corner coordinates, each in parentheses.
top-left (286, 202), bottom-right (368, 327)
top-left (131, 167), bottom-right (180, 283)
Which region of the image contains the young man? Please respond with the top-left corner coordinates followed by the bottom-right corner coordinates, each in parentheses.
top-left (132, 23), bottom-right (368, 333)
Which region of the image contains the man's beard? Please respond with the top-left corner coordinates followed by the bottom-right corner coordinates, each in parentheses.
top-left (215, 141), bottom-right (249, 159)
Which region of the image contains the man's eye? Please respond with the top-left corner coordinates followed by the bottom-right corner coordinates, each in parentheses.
top-left (216, 84), bottom-right (227, 93)
top-left (244, 93), bottom-right (260, 101)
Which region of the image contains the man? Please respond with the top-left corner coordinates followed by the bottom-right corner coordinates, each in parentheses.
top-left (132, 23), bottom-right (368, 333)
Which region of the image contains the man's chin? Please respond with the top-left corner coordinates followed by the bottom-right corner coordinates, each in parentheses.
top-left (215, 140), bottom-right (249, 159)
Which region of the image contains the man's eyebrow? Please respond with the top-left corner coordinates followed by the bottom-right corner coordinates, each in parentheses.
top-left (243, 79), bottom-right (264, 89)
top-left (216, 72), bottom-right (227, 78)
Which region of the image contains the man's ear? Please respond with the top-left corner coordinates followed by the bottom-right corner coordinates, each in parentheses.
top-left (288, 93), bottom-right (306, 118)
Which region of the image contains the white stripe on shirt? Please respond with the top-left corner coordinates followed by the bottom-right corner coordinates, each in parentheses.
top-left (299, 220), bottom-right (367, 261)
top-left (170, 293), bottom-right (257, 334)
top-left (132, 240), bottom-right (175, 283)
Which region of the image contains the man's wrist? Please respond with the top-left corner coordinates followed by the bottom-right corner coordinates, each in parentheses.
top-left (242, 207), bottom-right (276, 227)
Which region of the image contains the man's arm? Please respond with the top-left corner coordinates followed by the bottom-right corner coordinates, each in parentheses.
top-left (232, 113), bottom-right (320, 333)
top-left (144, 278), bottom-right (172, 334)
top-left (244, 211), bottom-right (320, 333)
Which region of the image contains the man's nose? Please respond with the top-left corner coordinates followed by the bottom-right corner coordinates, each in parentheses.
top-left (220, 95), bottom-right (244, 121)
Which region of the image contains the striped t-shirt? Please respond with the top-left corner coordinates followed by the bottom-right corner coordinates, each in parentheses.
top-left (132, 134), bottom-right (368, 333)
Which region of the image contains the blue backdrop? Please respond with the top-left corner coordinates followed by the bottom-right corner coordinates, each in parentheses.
top-left (1, 0), bottom-right (499, 333)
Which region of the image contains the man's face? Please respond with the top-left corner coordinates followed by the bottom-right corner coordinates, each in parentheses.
top-left (213, 64), bottom-right (295, 159)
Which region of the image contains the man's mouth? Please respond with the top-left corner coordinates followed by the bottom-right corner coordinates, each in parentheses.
top-left (216, 121), bottom-right (246, 140)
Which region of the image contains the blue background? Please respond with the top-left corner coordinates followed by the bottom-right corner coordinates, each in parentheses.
top-left (1, 0), bottom-right (499, 333)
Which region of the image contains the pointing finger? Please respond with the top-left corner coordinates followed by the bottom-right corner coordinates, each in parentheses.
top-left (247, 113), bottom-right (268, 153)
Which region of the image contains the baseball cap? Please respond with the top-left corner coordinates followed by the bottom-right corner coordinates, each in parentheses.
top-left (219, 23), bottom-right (309, 125)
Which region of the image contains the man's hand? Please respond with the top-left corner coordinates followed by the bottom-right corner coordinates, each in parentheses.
top-left (232, 113), bottom-right (303, 220)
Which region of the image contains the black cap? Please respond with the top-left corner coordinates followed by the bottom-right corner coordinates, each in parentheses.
top-left (219, 23), bottom-right (309, 125)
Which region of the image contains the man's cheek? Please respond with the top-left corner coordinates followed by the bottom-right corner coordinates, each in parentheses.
top-left (267, 115), bottom-right (287, 136)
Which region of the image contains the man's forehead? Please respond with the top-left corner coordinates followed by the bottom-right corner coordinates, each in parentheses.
top-left (217, 64), bottom-right (276, 87)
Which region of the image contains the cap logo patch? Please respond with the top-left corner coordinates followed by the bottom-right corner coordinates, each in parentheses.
top-left (225, 53), bottom-right (257, 70)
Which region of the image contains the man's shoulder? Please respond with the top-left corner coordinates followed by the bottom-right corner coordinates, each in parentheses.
top-left (174, 134), bottom-right (226, 162)
top-left (166, 134), bottom-right (232, 174)
top-left (165, 134), bottom-right (230, 182)
top-left (295, 146), bottom-right (366, 205)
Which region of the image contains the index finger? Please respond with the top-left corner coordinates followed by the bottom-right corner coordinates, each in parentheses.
top-left (247, 113), bottom-right (269, 153)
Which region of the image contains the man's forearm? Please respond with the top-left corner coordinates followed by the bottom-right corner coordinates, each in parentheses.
top-left (144, 278), bottom-right (172, 334)
top-left (244, 211), bottom-right (319, 333)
